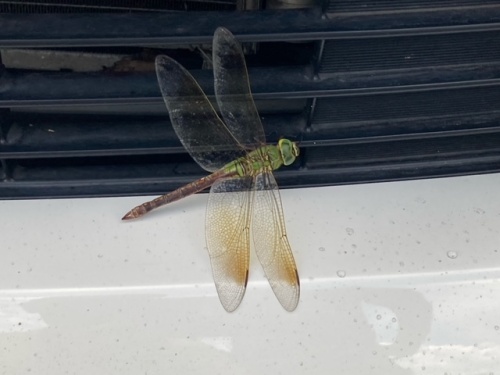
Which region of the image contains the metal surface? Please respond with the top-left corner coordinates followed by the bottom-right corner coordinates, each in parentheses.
top-left (1, 173), bottom-right (499, 373)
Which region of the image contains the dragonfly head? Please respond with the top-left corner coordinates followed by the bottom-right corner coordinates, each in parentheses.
top-left (278, 138), bottom-right (300, 166)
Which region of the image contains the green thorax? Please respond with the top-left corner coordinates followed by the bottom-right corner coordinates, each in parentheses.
top-left (224, 138), bottom-right (300, 177)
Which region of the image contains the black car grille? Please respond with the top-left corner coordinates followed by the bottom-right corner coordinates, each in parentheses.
top-left (1, 0), bottom-right (499, 199)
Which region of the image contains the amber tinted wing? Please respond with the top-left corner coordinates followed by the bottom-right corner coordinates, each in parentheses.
top-left (206, 176), bottom-right (253, 312)
top-left (212, 27), bottom-right (266, 150)
top-left (156, 55), bottom-right (245, 172)
top-left (252, 171), bottom-right (300, 311)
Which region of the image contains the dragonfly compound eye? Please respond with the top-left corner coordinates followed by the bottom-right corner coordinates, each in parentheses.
top-left (279, 138), bottom-right (297, 166)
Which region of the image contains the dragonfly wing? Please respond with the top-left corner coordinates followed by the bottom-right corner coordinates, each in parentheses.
top-left (213, 27), bottom-right (266, 149)
top-left (206, 176), bottom-right (253, 312)
top-left (252, 171), bottom-right (300, 311)
top-left (156, 55), bottom-right (245, 172)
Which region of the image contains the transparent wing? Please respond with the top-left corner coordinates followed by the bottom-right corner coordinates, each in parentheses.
top-left (206, 176), bottom-right (253, 312)
top-left (213, 27), bottom-right (266, 150)
top-left (252, 171), bottom-right (300, 311)
top-left (156, 55), bottom-right (245, 172)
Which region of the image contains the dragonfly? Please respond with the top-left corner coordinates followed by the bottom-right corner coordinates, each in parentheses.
top-left (122, 27), bottom-right (300, 312)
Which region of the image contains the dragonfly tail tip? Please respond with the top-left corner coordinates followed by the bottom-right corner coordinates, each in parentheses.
top-left (121, 211), bottom-right (135, 220)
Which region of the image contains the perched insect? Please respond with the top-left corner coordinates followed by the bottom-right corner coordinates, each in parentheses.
top-left (123, 27), bottom-right (300, 312)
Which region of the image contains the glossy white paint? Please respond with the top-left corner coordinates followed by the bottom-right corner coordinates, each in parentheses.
top-left (1, 174), bottom-right (500, 374)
